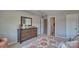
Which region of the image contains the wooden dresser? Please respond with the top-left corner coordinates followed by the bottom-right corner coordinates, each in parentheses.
top-left (17, 27), bottom-right (37, 43)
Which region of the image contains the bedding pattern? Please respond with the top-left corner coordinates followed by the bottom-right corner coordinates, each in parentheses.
top-left (26, 35), bottom-right (79, 48)
top-left (27, 35), bottom-right (67, 48)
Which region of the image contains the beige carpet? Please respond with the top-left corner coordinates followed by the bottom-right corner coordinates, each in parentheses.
top-left (8, 37), bottom-right (37, 48)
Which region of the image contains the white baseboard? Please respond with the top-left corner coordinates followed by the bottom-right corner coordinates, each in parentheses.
top-left (8, 42), bottom-right (17, 45)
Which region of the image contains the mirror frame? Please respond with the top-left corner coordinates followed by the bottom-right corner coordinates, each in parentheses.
top-left (21, 16), bottom-right (32, 26)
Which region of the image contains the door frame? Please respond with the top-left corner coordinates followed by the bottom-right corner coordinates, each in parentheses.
top-left (43, 19), bottom-right (48, 34)
top-left (50, 16), bottom-right (56, 36)
top-left (66, 14), bottom-right (78, 39)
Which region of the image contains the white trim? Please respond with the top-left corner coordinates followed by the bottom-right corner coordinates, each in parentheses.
top-left (8, 42), bottom-right (17, 45)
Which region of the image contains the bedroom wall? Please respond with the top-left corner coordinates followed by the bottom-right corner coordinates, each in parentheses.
top-left (47, 14), bottom-right (66, 37)
top-left (0, 10), bottom-right (40, 44)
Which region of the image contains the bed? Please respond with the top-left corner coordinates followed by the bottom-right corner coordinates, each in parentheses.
top-left (26, 35), bottom-right (79, 48)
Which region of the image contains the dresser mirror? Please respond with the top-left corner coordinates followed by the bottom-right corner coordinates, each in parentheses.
top-left (21, 16), bottom-right (32, 26)
top-left (18, 16), bottom-right (37, 43)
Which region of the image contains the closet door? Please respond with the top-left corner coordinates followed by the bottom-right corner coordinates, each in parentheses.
top-left (66, 14), bottom-right (78, 39)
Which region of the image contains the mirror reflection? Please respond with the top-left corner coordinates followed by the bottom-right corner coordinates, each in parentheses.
top-left (20, 16), bottom-right (32, 29)
top-left (21, 16), bottom-right (32, 26)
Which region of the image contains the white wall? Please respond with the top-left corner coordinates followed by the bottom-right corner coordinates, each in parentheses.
top-left (47, 14), bottom-right (66, 37)
top-left (0, 10), bottom-right (40, 44)
top-left (40, 18), bottom-right (44, 34)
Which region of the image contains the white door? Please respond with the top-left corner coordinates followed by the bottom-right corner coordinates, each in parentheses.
top-left (66, 14), bottom-right (78, 39)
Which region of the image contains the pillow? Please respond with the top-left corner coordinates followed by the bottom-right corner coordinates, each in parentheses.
top-left (57, 42), bottom-right (68, 48)
top-left (72, 34), bottom-right (79, 41)
top-left (75, 36), bottom-right (79, 41)
top-left (65, 40), bottom-right (79, 48)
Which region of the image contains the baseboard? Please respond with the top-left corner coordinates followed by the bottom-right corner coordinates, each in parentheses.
top-left (8, 42), bottom-right (18, 45)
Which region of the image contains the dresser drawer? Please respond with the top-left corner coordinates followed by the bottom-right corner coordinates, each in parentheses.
top-left (17, 27), bottom-right (37, 43)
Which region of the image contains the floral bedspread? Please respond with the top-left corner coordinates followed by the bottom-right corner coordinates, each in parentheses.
top-left (26, 35), bottom-right (67, 48)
